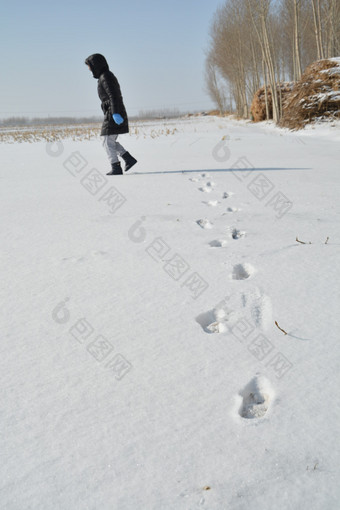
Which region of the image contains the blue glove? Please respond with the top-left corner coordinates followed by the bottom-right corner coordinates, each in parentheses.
top-left (112, 113), bottom-right (124, 125)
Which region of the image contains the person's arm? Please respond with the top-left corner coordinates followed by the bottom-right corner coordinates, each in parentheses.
top-left (101, 73), bottom-right (124, 124)
top-left (101, 73), bottom-right (116, 115)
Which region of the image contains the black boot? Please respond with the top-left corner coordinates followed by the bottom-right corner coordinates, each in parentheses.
top-left (122, 151), bottom-right (137, 172)
top-left (106, 162), bottom-right (123, 175)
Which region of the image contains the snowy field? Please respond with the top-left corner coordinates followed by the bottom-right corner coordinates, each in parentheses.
top-left (1, 116), bottom-right (339, 509)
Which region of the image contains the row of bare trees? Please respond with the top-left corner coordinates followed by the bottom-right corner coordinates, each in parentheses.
top-left (205, 0), bottom-right (340, 120)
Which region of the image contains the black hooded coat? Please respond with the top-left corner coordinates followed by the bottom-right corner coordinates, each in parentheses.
top-left (85, 54), bottom-right (129, 136)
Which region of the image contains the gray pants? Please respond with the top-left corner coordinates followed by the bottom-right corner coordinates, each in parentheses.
top-left (101, 135), bottom-right (126, 164)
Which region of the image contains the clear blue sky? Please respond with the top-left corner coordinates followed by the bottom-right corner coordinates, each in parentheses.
top-left (0, 0), bottom-right (224, 118)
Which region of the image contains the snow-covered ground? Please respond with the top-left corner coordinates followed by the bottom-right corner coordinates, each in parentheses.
top-left (1, 116), bottom-right (339, 509)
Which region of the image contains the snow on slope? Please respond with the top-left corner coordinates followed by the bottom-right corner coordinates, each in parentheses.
top-left (1, 116), bottom-right (340, 509)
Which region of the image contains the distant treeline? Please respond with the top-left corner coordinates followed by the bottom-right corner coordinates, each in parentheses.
top-left (137, 108), bottom-right (182, 119)
top-left (0, 108), bottom-right (185, 127)
top-left (0, 116), bottom-right (102, 127)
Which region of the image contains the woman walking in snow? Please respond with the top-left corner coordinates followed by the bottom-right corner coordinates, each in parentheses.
top-left (85, 53), bottom-right (137, 175)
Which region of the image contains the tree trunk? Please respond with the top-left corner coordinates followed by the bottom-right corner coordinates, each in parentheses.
top-left (311, 0), bottom-right (325, 59)
top-left (293, 0), bottom-right (302, 79)
top-left (263, 59), bottom-right (269, 119)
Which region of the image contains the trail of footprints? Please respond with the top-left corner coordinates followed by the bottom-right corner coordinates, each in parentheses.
top-left (193, 172), bottom-right (247, 247)
top-left (190, 173), bottom-right (274, 420)
top-left (194, 174), bottom-right (246, 245)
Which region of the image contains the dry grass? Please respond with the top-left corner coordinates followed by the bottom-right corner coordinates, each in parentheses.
top-left (280, 58), bottom-right (340, 129)
top-left (130, 125), bottom-right (178, 139)
top-left (0, 124), bottom-right (102, 144)
top-left (206, 110), bottom-right (233, 117)
top-left (251, 83), bottom-right (294, 122)
top-left (0, 122), bottom-right (179, 144)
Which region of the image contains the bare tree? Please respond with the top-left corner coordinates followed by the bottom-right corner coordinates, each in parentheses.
top-left (207, 0), bottom-right (263, 118)
top-left (205, 0), bottom-right (340, 123)
top-left (205, 57), bottom-right (227, 113)
top-left (280, 0), bottom-right (305, 80)
top-left (247, 0), bottom-right (280, 122)
top-left (324, 0), bottom-right (340, 57)
top-left (293, 0), bottom-right (303, 78)
top-left (311, 0), bottom-right (325, 58)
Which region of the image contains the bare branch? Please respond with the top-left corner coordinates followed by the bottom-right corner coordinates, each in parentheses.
top-left (296, 236), bottom-right (312, 244)
top-left (275, 321), bottom-right (288, 335)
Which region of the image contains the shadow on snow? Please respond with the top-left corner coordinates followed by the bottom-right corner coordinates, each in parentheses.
top-left (130, 167), bottom-right (311, 176)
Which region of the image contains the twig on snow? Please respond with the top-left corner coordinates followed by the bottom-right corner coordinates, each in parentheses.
top-left (296, 236), bottom-right (312, 244)
top-left (275, 321), bottom-right (288, 335)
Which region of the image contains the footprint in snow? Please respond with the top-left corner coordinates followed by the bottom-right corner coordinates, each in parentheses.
top-left (237, 289), bottom-right (273, 331)
top-left (231, 263), bottom-right (255, 280)
top-left (238, 375), bottom-right (274, 419)
top-left (231, 228), bottom-right (246, 240)
top-left (203, 200), bottom-right (219, 207)
top-left (223, 191), bottom-right (235, 199)
top-left (196, 308), bottom-right (228, 334)
top-left (224, 207), bottom-right (242, 213)
top-left (189, 177), bottom-right (200, 182)
top-left (199, 182), bottom-right (215, 193)
top-left (197, 219), bottom-right (213, 229)
top-left (250, 290), bottom-right (273, 330)
top-left (209, 239), bottom-right (228, 248)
